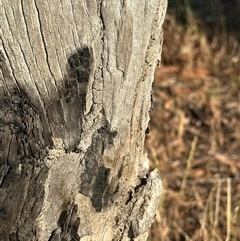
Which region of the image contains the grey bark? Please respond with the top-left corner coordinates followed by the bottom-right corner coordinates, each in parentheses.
top-left (0, 0), bottom-right (167, 240)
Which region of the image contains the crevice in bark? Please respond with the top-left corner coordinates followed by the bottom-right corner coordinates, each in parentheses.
top-left (99, 0), bottom-right (106, 32)
top-left (20, 0), bottom-right (33, 54)
top-left (0, 42), bottom-right (19, 91)
top-left (33, 0), bottom-right (54, 77)
top-left (97, 0), bottom-right (106, 124)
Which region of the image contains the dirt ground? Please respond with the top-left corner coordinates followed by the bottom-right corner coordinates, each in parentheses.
top-left (145, 1), bottom-right (240, 240)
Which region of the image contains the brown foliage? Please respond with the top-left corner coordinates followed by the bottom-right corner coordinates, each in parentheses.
top-left (146, 2), bottom-right (240, 240)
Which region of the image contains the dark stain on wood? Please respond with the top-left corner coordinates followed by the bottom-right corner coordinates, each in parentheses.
top-left (0, 50), bottom-right (50, 240)
top-left (0, 47), bottom-right (92, 239)
top-left (48, 203), bottom-right (80, 241)
top-left (0, 88), bottom-right (49, 239)
top-left (46, 47), bottom-right (93, 151)
top-left (79, 120), bottom-right (118, 212)
top-left (92, 165), bottom-right (111, 212)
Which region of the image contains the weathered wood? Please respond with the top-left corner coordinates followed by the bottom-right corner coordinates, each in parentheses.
top-left (0, 0), bottom-right (167, 240)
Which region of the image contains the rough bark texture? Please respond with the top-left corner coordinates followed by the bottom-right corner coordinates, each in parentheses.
top-left (0, 0), bottom-right (167, 240)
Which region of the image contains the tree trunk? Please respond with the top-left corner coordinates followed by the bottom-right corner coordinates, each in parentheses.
top-left (0, 1), bottom-right (167, 240)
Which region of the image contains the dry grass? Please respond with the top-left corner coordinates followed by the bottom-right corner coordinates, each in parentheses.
top-left (146, 1), bottom-right (240, 240)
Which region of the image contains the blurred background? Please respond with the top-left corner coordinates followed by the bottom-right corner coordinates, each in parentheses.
top-left (146, 0), bottom-right (240, 240)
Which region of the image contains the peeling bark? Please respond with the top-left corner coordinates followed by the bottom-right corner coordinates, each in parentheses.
top-left (0, 0), bottom-right (167, 240)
